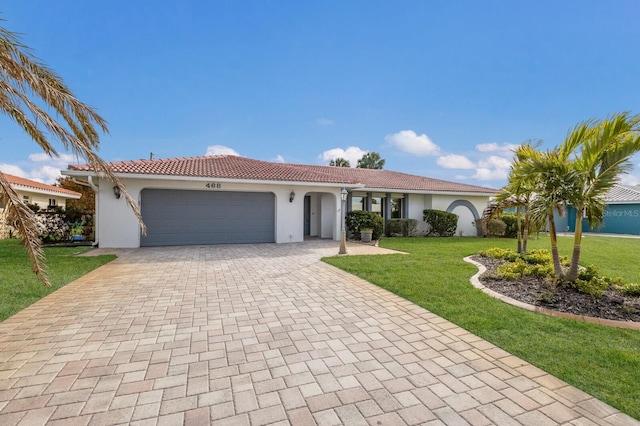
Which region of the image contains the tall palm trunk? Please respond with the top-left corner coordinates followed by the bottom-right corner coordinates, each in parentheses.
top-left (567, 209), bottom-right (584, 281)
top-left (522, 206), bottom-right (530, 253)
top-left (548, 212), bottom-right (565, 278)
top-left (516, 205), bottom-right (523, 253)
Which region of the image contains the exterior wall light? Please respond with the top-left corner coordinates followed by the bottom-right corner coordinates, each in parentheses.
top-left (289, 190), bottom-right (295, 203)
top-left (113, 185), bottom-right (121, 199)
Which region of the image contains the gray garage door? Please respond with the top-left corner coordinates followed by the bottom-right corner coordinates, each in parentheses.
top-left (140, 189), bottom-right (275, 246)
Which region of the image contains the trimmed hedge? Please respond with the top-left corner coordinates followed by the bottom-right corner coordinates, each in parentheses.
top-left (346, 211), bottom-right (384, 240)
top-left (387, 218), bottom-right (418, 237)
top-left (423, 209), bottom-right (458, 237)
top-left (487, 218), bottom-right (507, 237)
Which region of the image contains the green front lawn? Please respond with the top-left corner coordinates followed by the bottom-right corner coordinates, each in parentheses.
top-left (323, 235), bottom-right (640, 420)
top-left (0, 239), bottom-right (116, 322)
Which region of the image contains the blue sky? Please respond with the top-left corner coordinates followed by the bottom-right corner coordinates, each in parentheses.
top-left (2, 1), bottom-right (639, 187)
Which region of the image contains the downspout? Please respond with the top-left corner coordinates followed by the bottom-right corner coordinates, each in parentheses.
top-left (88, 176), bottom-right (99, 247)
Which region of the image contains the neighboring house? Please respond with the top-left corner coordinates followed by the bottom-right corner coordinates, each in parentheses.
top-left (556, 184), bottom-right (640, 235)
top-left (0, 173), bottom-right (81, 238)
top-left (63, 155), bottom-right (497, 248)
top-left (1, 173), bottom-right (81, 209)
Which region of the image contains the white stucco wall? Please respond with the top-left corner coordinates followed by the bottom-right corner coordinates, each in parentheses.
top-left (16, 190), bottom-right (73, 210)
top-left (431, 194), bottom-right (488, 236)
top-left (404, 193), bottom-right (489, 236)
top-left (407, 194), bottom-right (431, 235)
top-left (92, 177), bottom-right (344, 248)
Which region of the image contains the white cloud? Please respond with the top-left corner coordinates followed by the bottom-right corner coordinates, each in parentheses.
top-left (1, 153), bottom-right (82, 184)
top-left (478, 155), bottom-right (512, 170)
top-left (385, 130), bottom-right (440, 156)
top-left (476, 142), bottom-right (519, 154)
top-left (316, 118), bottom-right (333, 126)
top-left (273, 155), bottom-right (285, 163)
top-left (436, 148), bottom-right (513, 183)
top-left (619, 173), bottom-right (640, 186)
top-left (0, 164), bottom-right (28, 178)
top-left (319, 146), bottom-right (367, 166)
top-left (29, 153), bottom-right (78, 165)
top-left (472, 167), bottom-right (509, 181)
top-left (205, 145), bottom-right (240, 156)
top-left (437, 154), bottom-right (475, 169)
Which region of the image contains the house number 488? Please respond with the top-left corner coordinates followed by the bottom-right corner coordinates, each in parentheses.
top-left (205, 183), bottom-right (221, 189)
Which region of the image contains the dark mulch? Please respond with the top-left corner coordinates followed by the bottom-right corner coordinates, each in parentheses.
top-left (472, 256), bottom-right (640, 323)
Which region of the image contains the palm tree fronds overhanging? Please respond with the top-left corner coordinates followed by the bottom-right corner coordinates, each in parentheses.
top-left (1, 20), bottom-right (145, 285)
top-left (0, 173), bottom-right (50, 286)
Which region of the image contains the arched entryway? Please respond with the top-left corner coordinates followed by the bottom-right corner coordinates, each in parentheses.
top-left (446, 200), bottom-right (481, 236)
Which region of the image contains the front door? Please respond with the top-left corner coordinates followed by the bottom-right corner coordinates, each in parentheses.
top-left (304, 195), bottom-right (311, 236)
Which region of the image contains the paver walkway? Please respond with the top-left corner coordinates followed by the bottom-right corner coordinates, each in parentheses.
top-left (0, 241), bottom-right (637, 425)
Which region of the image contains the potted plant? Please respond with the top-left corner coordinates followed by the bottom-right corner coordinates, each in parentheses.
top-left (360, 228), bottom-right (373, 242)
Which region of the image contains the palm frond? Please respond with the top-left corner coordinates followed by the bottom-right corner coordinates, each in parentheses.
top-left (0, 173), bottom-right (50, 286)
top-left (1, 20), bottom-right (146, 285)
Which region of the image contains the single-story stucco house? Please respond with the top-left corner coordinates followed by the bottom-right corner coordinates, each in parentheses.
top-left (556, 184), bottom-right (640, 235)
top-left (0, 172), bottom-right (81, 210)
top-left (63, 155), bottom-right (496, 248)
top-left (0, 173), bottom-right (82, 239)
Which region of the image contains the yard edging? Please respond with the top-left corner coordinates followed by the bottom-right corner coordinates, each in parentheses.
top-left (464, 256), bottom-right (640, 331)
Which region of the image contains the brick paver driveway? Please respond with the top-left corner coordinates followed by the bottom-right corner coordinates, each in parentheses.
top-left (0, 241), bottom-right (637, 425)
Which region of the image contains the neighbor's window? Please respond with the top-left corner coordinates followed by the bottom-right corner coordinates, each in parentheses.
top-left (371, 197), bottom-right (383, 216)
top-left (49, 199), bottom-right (57, 207)
top-left (351, 196), bottom-right (364, 211)
top-left (22, 195), bottom-right (29, 203)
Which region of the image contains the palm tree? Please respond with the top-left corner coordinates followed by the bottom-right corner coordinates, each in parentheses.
top-left (0, 20), bottom-right (144, 285)
top-left (329, 157), bottom-right (350, 167)
top-left (562, 113), bottom-right (640, 281)
top-left (483, 141), bottom-right (541, 253)
top-left (519, 147), bottom-right (577, 278)
top-left (357, 152), bottom-right (385, 169)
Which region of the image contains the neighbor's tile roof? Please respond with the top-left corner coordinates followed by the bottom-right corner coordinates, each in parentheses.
top-left (2, 173), bottom-right (81, 198)
top-left (68, 155), bottom-right (497, 194)
top-left (605, 184), bottom-right (640, 203)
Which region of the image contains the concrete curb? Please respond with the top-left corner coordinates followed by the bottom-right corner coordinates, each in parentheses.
top-left (464, 256), bottom-right (640, 331)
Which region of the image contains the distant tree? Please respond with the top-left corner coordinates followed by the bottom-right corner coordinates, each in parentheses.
top-left (57, 176), bottom-right (95, 220)
top-left (357, 152), bottom-right (385, 169)
top-left (329, 157), bottom-right (350, 167)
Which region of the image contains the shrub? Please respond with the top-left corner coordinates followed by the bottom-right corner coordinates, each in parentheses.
top-left (479, 247), bottom-right (518, 261)
top-left (500, 213), bottom-right (521, 239)
top-left (620, 283), bottom-right (640, 297)
top-left (34, 211), bottom-right (69, 243)
top-left (486, 219), bottom-right (507, 237)
top-left (524, 263), bottom-right (554, 278)
top-left (387, 218), bottom-right (418, 237)
top-left (497, 258), bottom-right (527, 279)
top-left (521, 249), bottom-right (553, 265)
top-left (346, 211), bottom-right (384, 240)
top-left (573, 277), bottom-right (609, 298)
top-left (423, 209), bottom-right (458, 237)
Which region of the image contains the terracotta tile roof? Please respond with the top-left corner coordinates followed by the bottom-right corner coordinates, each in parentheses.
top-left (68, 155), bottom-right (497, 194)
top-left (605, 184), bottom-right (640, 203)
top-left (2, 173), bottom-right (81, 198)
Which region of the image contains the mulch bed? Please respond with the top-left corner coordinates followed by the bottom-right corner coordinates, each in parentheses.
top-left (472, 256), bottom-right (640, 323)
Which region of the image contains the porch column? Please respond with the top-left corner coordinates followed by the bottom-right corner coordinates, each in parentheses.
top-left (385, 193), bottom-right (392, 237)
top-left (346, 192), bottom-right (353, 238)
top-left (366, 192), bottom-right (372, 211)
top-left (403, 193), bottom-right (409, 218)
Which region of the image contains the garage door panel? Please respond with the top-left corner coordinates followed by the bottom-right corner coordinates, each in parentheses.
top-left (141, 189), bottom-right (275, 246)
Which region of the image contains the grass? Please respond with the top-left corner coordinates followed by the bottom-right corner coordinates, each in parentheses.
top-left (0, 239), bottom-right (116, 322)
top-left (323, 235), bottom-right (640, 420)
